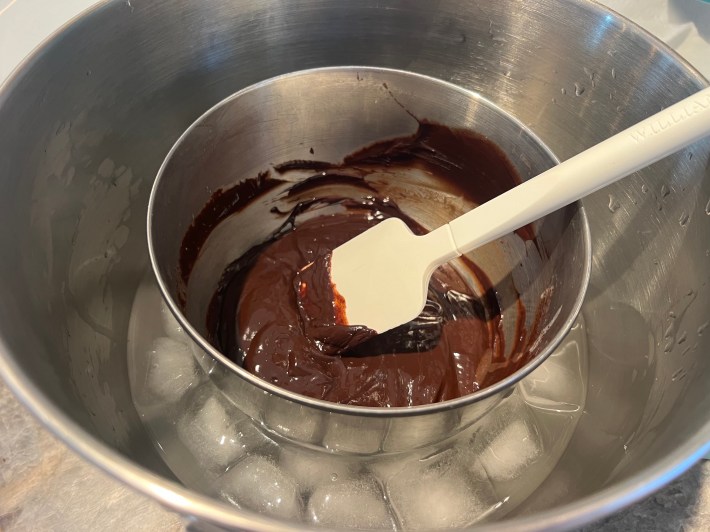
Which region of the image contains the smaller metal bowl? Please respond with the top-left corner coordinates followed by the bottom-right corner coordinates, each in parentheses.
top-left (148, 66), bottom-right (591, 455)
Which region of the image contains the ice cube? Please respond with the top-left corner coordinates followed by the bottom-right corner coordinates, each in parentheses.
top-left (307, 477), bottom-right (395, 529)
top-left (189, 341), bottom-right (218, 377)
top-left (519, 321), bottom-right (586, 412)
top-left (480, 420), bottom-right (543, 480)
top-left (160, 301), bottom-right (187, 341)
top-left (386, 449), bottom-right (498, 529)
top-left (279, 446), bottom-right (354, 490)
top-left (145, 337), bottom-right (197, 403)
top-left (322, 417), bottom-right (383, 454)
top-left (366, 449), bottom-right (431, 483)
top-left (176, 388), bottom-right (264, 471)
top-left (263, 400), bottom-right (321, 444)
top-left (381, 411), bottom-right (456, 452)
top-left (220, 455), bottom-right (302, 520)
top-left (475, 392), bottom-right (545, 484)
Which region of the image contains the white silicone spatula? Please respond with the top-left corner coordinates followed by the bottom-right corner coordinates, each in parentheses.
top-left (328, 86), bottom-right (710, 334)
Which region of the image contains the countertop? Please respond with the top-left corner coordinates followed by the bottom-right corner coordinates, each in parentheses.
top-left (1, 0), bottom-right (710, 530)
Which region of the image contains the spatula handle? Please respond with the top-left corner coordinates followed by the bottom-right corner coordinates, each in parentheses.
top-left (445, 86), bottom-right (710, 256)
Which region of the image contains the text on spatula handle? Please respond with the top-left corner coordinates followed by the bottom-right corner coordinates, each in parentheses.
top-left (631, 94), bottom-right (710, 143)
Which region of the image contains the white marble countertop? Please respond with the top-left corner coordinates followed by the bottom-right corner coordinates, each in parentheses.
top-left (0, 381), bottom-right (183, 530)
top-left (1, 1), bottom-right (709, 530)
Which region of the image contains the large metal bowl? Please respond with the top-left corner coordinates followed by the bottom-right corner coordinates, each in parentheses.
top-left (0, 0), bottom-right (708, 529)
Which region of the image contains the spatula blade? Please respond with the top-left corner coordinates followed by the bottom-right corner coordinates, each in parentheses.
top-left (330, 218), bottom-right (443, 333)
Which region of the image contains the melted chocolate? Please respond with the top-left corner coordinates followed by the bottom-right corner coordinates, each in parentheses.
top-left (178, 171), bottom-right (285, 305)
top-left (293, 250), bottom-right (376, 355)
top-left (208, 202), bottom-right (502, 406)
top-left (183, 122), bottom-right (542, 407)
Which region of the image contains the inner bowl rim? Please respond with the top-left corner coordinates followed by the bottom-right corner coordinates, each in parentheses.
top-left (146, 65), bottom-right (593, 418)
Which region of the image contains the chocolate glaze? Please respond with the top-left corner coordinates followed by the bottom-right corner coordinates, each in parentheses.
top-left (178, 171), bottom-right (285, 305)
top-left (207, 201), bottom-right (502, 406)
top-left (293, 250), bottom-right (376, 355)
top-left (184, 122), bottom-right (544, 407)
top-left (285, 173), bottom-right (378, 197)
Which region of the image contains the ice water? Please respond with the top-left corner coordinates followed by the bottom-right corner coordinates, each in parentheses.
top-left (127, 274), bottom-right (588, 528)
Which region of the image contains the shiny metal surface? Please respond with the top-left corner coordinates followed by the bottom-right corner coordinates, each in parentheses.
top-left (148, 66), bottom-right (590, 453)
top-left (0, 0), bottom-right (708, 529)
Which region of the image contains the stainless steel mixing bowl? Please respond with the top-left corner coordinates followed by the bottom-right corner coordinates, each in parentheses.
top-left (0, 0), bottom-right (709, 529)
top-left (147, 66), bottom-right (590, 455)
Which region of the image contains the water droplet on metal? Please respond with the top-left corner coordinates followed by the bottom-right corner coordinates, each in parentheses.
top-left (584, 67), bottom-right (597, 87)
top-left (679, 211), bottom-right (689, 226)
top-left (661, 184), bottom-right (670, 198)
top-left (331, 473), bottom-right (338, 481)
top-left (641, 184), bottom-right (649, 194)
top-left (574, 83), bottom-right (585, 96)
top-left (705, 198), bottom-right (710, 215)
top-left (561, 87), bottom-right (567, 95)
top-left (551, 97), bottom-right (557, 104)
top-left (608, 194), bottom-right (620, 213)
top-left (611, 67), bottom-right (616, 79)
top-left (671, 368), bottom-right (687, 382)
top-left (698, 322), bottom-right (709, 335)
top-left (664, 325), bottom-right (675, 340)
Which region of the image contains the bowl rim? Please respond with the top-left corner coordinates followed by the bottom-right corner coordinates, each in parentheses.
top-left (146, 64), bottom-right (593, 418)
